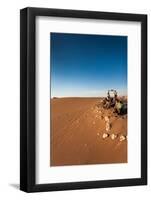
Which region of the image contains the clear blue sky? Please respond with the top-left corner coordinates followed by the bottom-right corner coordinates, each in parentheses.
top-left (50, 33), bottom-right (127, 97)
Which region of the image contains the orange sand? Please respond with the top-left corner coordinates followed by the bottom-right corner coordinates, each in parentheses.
top-left (50, 97), bottom-right (127, 166)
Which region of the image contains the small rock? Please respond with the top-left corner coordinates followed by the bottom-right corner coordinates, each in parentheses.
top-left (110, 133), bottom-right (118, 140)
top-left (93, 121), bottom-right (95, 125)
top-left (119, 135), bottom-right (126, 141)
top-left (105, 122), bottom-right (111, 131)
top-left (102, 133), bottom-right (109, 139)
top-left (104, 116), bottom-right (109, 122)
top-left (97, 133), bottom-right (100, 136)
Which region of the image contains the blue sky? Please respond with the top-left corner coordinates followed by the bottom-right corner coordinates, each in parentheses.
top-left (50, 33), bottom-right (127, 97)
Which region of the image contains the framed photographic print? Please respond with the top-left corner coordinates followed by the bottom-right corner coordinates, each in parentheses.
top-left (20, 7), bottom-right (147, 192)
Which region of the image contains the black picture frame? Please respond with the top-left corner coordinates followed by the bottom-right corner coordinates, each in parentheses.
top-left (20, 7), bottom-right (147, 192)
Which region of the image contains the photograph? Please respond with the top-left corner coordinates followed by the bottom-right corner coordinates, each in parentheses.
top-left (50, 33), bottom-right (128, 166)
top-left (20, 7), bottom-right (147, 192)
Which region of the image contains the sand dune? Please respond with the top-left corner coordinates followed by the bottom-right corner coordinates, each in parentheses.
top-left (50, 97), bottom-right (127, 166)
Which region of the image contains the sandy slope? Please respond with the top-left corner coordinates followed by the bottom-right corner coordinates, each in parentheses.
top-left (50, 98), bottom-right (127, 166)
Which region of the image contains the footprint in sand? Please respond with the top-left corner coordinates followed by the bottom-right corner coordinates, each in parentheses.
top-left (76, 119), bottom-right (79, 123)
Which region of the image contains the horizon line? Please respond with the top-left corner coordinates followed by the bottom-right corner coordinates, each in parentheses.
top-left (51, 95), bottom-right (127, 98)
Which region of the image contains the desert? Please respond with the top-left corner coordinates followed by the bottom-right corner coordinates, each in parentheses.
top-left (50, 97), bottom-right (127, 166)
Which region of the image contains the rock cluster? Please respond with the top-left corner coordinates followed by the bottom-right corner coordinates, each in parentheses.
top-left (97, 115), bottom-right (127, 142)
